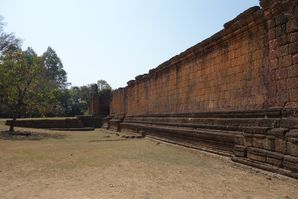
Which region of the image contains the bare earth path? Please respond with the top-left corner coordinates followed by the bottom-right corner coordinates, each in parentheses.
top-left (0, 122), bottom-right (297, 199)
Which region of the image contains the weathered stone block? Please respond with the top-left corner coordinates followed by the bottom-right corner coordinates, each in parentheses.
top-left (233, 145), bottom-right (247, 157)
top-left (279, 55), bottom-right (292, 67)
top-left (275, 138), bottom-right (287, 153)
top-left (283, 155), bottom-right (298, 172)
top-left (289, 89), bottom-right (298, 103)
top-left (281, 118), bottom-right (298, 129)
top-left (268, 19), bottom-right (275, 28)
top-left (277, 35), bottom-right (288, 46)
top-left (244, 133), bottom-right (253, 147)
top-left (287, 18), bottom-right (298, 33)
top-left (293, 54), bottom-right (298, 64)
top-left (289, 42), bottom-right (298, 54)
top-left (252, 134), bottom-right (267, 149)
top-left (109, 120), bottom-right (122, 132)
top-left (275, 24), bottom-right (286, 37)
top-left (265, 135), bottom-right (275, 151)
top-left (269, 29), bottom-right (276, 40)
top-left (276, 68), bottom-right (288, 80)
top-left (289, 32), bottom-right (298, 43)
top-left (277, 44), bottom-right (289, 57)
top-left (266, 151), bottom-right (283, 167)
top-left (268, 128), bottom-right (288, 137)
top-left (288, 64), bottom-right (298, 78)
top-left (287, 77), bottom-right (298, 89)
top-left (247, 152), bottom-right (267, 162)
top-left (275, 15), bottom-right (288, 26)
top-left (286, 129), bottom-right (298, 156)
top-left (269, 39), bottom-right (278, 49)
top-left (247, 147), bottom-right (267, 163)
top-left (287, 141), bottom-right (298, 157)
top-left (266, 128), bottom-right (288, 153)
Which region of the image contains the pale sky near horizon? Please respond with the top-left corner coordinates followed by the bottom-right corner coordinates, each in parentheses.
top-left (0, 0), bottom-right (259, 89)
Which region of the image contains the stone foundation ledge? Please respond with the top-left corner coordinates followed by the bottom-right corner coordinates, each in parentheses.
top-left (106, 108), bottom-right (298, 178)
top-left (233, 146), bottom-right (298, 179)
top-left (232, 156), bottom-right (298, 179)
top-left (5, 115), bottom-right (103, 129)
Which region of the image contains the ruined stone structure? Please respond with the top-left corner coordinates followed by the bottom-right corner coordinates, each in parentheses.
top-left (6, 117), bottom-right (94, 130)
top-left (87, 84), bottom-right (112, 127)
top-left (88, 84), bottom-right (111, 117)
top-left (106, 0), bottom-right (298, 179)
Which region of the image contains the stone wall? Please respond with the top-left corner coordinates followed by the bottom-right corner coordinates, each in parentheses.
top-left (88, 85), bottom-right (111, 117)
top-left (107, 0), bottom-right (298, 179)
top-left (261, 0), bottom-right (298, 108)
top-left (6, 116), bottom-right (99, 130)
top-left (111, 1), bottom-right (297, 116)
top-left (6, 118), bottom-right (83, 129)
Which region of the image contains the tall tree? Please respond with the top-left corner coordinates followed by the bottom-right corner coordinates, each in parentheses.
top-left (97, 79), bottom-right (111, 91)
top-left (68, 86), bottom-right (88, 115)
top-left (42, 47), bottom-right (68, 88)
top-left (0, 16), bottom-right (21, 118)
top-left (0, 47), bottom-right (58, 132)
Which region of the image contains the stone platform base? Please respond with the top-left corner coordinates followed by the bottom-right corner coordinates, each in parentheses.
top-left (105, 108), bottom-right (298, 179)
top-left (6, 115), bottom-right (103, 130)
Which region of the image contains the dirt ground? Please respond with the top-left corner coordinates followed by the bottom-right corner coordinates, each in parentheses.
top-left (0, 122), bottom-right (297, 199)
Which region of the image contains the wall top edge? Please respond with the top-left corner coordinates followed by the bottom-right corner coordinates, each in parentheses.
top-left (112, 6), bottom-right (265, 89)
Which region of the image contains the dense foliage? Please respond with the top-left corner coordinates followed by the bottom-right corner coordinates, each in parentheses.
top-left (0, 16), bottom-right (112, 131)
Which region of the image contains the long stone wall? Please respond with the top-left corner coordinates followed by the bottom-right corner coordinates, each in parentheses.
top-left (6, 116), bottom-right (101, 130)
top-left (107, 0), bottom-right (298, 179)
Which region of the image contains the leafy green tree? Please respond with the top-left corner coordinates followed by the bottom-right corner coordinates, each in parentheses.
top-left (0, 47), bottom-right (58, 132)
top-left (0, 16), bottom-right (21, 118)
top-left (42, 47), bottom-right (68, 89)
top-left (78, 85), bottom-right (92, 102)
top-left (68, 87), bottom-right (88, 115)
top-left (50, 86), bottom-right (89, 117)
top-left (97, 79), bottom-right (111, 91)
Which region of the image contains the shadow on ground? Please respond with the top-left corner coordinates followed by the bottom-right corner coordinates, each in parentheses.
top-left (0, 131), bottom-right (66, 141)
top-left (89, 139), bottom-right (128, 142)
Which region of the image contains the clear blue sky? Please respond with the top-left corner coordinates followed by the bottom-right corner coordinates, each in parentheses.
top-left (0, 0), bottom-right (259, 89)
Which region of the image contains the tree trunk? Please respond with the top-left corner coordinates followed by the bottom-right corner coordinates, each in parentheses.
top-left (9, 102), bottom-right (21, 133)
top-left (9, 115), bottom-right (17, 133)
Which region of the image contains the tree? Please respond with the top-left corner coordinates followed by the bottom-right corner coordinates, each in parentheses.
top-left (78, 85), bottom-right (91, 103)
top-left (0, 47), bottom-right (58, 132)
top-left (49, 86), bottom-right (90, 117)
top-left (0, 16), bottom-right (21, 119)
top-left (42, 47), bottom-right (68, 89)
top-left (68, 87), bottom-right (88, 115)
top-left (97, 79), bottom-right (111, 91)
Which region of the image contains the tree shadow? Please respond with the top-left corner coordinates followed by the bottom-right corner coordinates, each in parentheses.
top-left (0, 130), bottom-right (66, 141)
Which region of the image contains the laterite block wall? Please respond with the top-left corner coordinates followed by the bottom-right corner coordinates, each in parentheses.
top-left (107, 0), bottom-right (298, 179)
top-left (111, 1), bottom-right (297, 116)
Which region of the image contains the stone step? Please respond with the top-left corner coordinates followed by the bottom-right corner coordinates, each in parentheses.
top-left (124, 117), bottom-right (278, 128)
top-left (120, 122), bottom-right (244, 153)
top-left (232, 156), bottom-right (298, 179)
top-left (122, 120), bottom-right (270, 134)
top-left (125, 109), bottom-right (282, 118)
